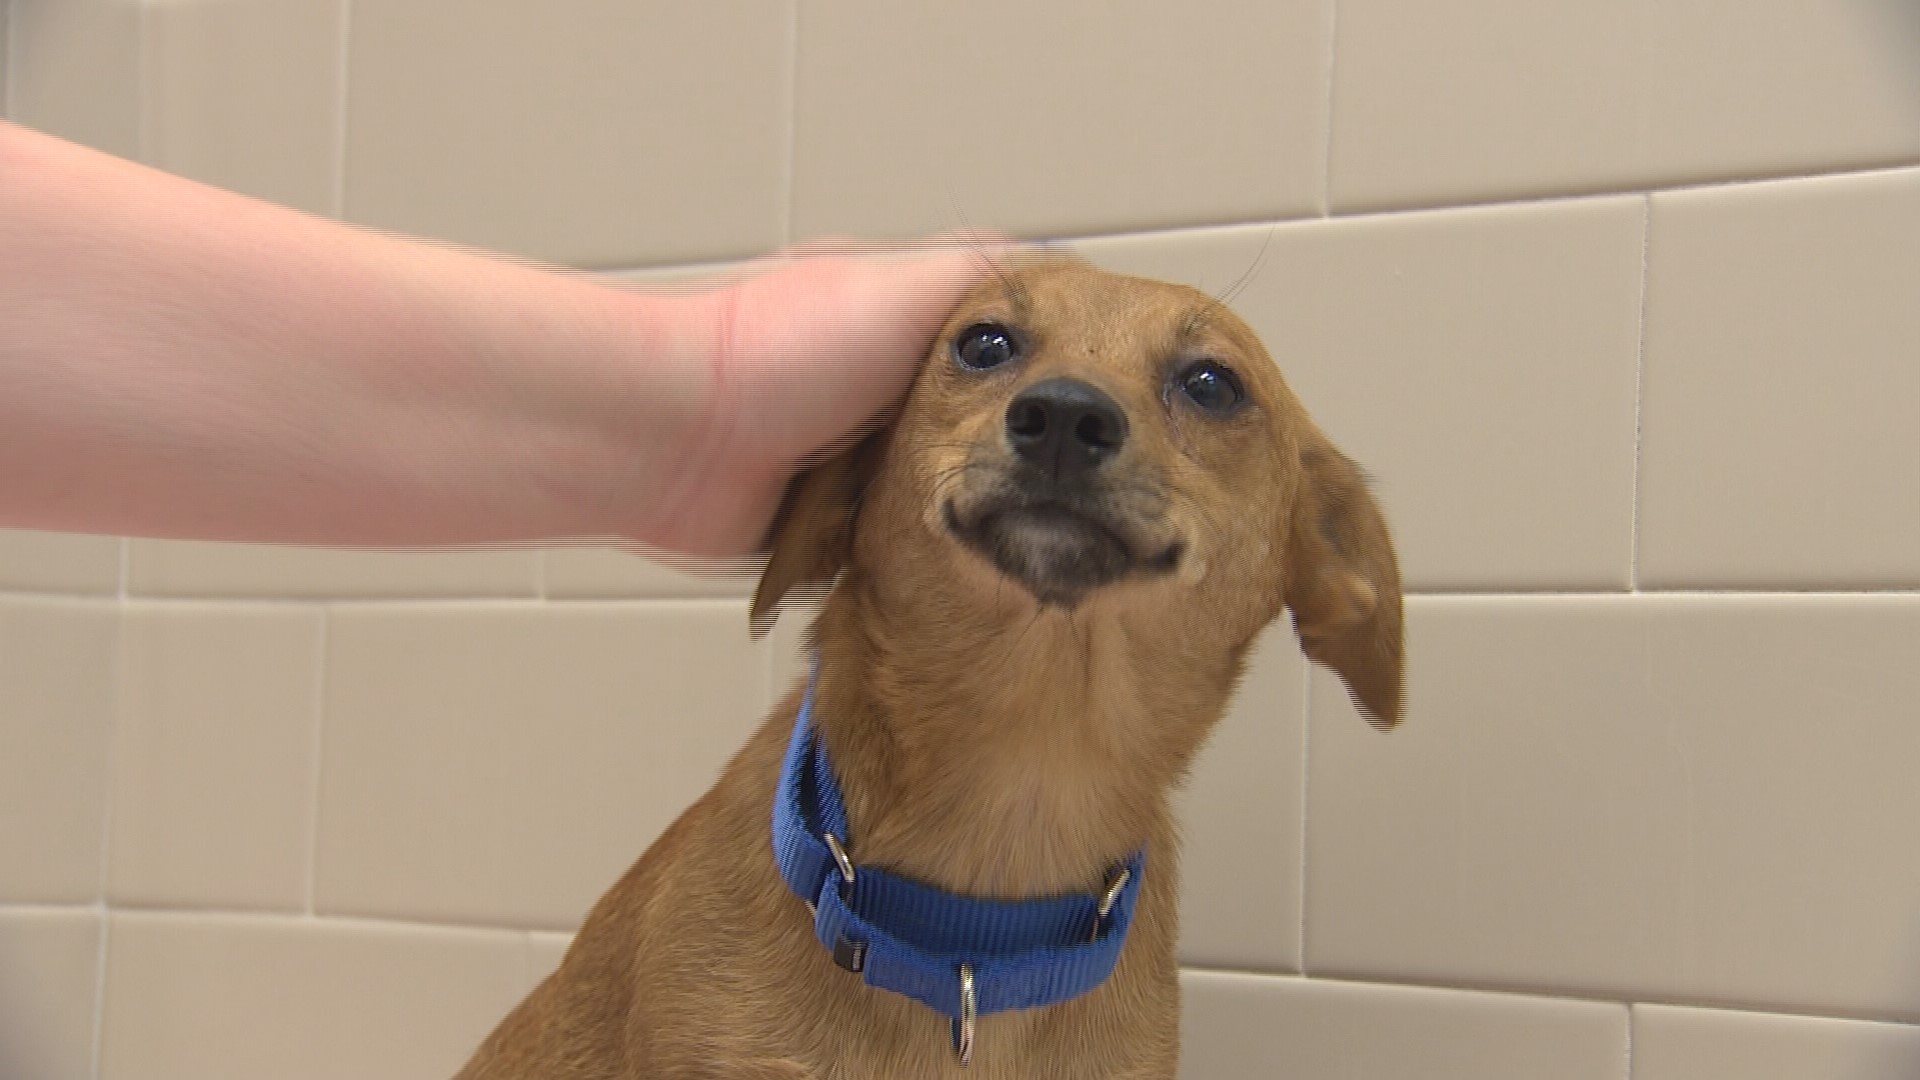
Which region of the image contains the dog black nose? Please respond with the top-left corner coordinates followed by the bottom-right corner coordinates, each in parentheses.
top-left (1006, 377), bottom-right (1128, 475)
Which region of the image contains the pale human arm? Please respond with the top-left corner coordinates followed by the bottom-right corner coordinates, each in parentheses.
top-left (0, 121), bottom-right (994, 558)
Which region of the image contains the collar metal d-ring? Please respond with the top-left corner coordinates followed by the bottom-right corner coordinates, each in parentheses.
top-left (1090, 865), bottom-right (1132, 942)
top-left (951, 963), bottom-right (977, 1067)
top-left (823, 832), bottom-right (856, 885)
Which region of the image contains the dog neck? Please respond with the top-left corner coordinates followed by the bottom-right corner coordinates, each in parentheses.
top-left (804, 566), bottom-right (1245, 900)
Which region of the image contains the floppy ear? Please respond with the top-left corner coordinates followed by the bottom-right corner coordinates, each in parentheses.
top-left (748, 434), bottom-right (883, 639)
top-left (1283, 432), bottom-right (1404, 730)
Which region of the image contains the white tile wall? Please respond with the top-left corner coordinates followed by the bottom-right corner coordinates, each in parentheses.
top-left (1639, 167), bottom-right (1920, 588)
top-left (5, 1), bottom-right (1919, 1076)
top-left (1633, 1004), bottom-right (1920, 1080)
top-left (314, 601), bottom-right (768, 928)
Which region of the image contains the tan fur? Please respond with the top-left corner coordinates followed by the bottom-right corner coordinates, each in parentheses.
top-left (455, 256), bottom-right (1403, 1079)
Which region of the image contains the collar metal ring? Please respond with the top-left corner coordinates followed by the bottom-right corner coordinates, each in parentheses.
top-left (951, 963), bottom-right (977, 1067)
top-left (1090, 865), bottom-right (1132, 942)
top-left (823, 832), bottom-right (856, 885)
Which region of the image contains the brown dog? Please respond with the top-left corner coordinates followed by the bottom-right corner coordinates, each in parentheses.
top-left (454, 254), bottom-right (1402, 1079)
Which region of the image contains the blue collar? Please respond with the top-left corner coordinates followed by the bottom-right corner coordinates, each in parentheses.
top-left (771, 664), bottom-right (1146, 1060)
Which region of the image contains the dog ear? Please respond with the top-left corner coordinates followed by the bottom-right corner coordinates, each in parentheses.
top-left (749, 433), bottom-right (882, 639)
top-left (1283, 432), bottom-right (1404, 729)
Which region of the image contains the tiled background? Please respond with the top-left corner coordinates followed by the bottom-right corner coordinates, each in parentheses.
top-left (2, 1), bottom-right (1918, 1077)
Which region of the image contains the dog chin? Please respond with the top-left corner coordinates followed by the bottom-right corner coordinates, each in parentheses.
top-left (942, 499), bottom-right (1180, 608)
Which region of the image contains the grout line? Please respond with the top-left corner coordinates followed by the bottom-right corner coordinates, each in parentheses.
top-left (303, 611), bottom-right (330, 914)
top-left (0, 902), bottom-right (104, 917)
top-left (88, 902), bottom-right (581, 939)
top-left (331, 0), bottom-right (352, 218)
top-left (1322, 158), bottom-right (1920, 223)
top-left (543, 158), bottom-right (1917, 280)
top-left (89, 903), bottom-right (110, 1080)
top-left (7, 584), bottom-right (1912, 611)
top-left (9, 586), bottom-right (1916, 605)
top-left (1628, 194), bottom-right (1652, 593)
top-left (89, 583), bottom-right (126, 1079)
top-left (1624, 1000), bottom-right (1635, 1080)
top-left (1099, 159), bottom-right (1920, 250)
top-left (1404, 587), bottom-right (1920, 598)
top-left (1, 0), bottom-right (11, 119)
top-left (777, 0), bottom-right (801, 245)
top-left (1176, 966), bottom-right (1920, 1028)
top-left (132, 0), bottom-right (150, 167)
top-left (1317, 0), bottom-right (1339, 219)
top-left (1295, 660), bottom-right (1312, 973)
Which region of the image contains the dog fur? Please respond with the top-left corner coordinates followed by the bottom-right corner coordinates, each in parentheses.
top-left (454, 254), bottom-right (1402, 1079)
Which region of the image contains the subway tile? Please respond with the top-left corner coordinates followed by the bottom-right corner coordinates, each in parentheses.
top-left (542, 545), bottom-right (754, 600)
top-left (762, 596), bottom-right (820, 709)
top-left (1640, 168), bottom-right (1920, 588)
top-left (1306, 594), bottom-right (1920, 1019)
top-left (1172, 622), bottom-right (1307, 972)
top-left (1078, 199), bottom-right (1643, 591)
top-left (527, 931), bottom-right (573, 989)
top-left (793, 0), bottom-right (1331, 243)
top-left (0, 529), bottom-right (120, 594)
top-left (1634, 1004), bottom-right (1920, 1080)
top-left (108, 605), bottom-right (322, 911)
top-left (1330, 1), bottom-right (1920, 212)
top-left (1178, 971), bottom-right (1626, 1080)
top-left (141, 0), bottom-right (344, 216)
top-left (344, 0), bottom-right (789, 267)
top-left (316, 601), bottom-right (769, 928)
top-left (99, 912), bottom-right (524, 1080)
top-left (1331, 0), bottom-right (1644, 210)
top-left (6, 0), bottom-right (141, 159)
top-left (129, 539), bottom-right (539, 598)
top-left (1639, 1), bottom-right (1920, 189)
top-left (0, 597), bottom-right (117, 904)
top-left (0, 909), bottom-right (102, 1080)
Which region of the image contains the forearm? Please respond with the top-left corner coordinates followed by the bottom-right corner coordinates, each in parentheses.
top-left (0, 120), bottom-right (713, 548)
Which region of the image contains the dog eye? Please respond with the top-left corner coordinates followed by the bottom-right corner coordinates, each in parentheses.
top-left (953, 322), bottom-right (1020, 371)
top-left (1176, 361), bottom-right (1244, 414)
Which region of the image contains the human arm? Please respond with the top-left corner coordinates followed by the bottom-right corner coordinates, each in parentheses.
top-left (0, 121), bottom-right (994, 559)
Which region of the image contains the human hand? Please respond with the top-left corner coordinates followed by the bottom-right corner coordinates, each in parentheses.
top-left (620, 236), bottom-right (1014, 562)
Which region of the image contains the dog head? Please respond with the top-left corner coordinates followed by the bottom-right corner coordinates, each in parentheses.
top-left (752, 254), bottom-right (1402, 729)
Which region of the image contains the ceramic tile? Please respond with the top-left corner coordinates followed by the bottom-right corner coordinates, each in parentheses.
top-left (344, 0), bottom-right (789, 267)
top-left (793, 0), bottom-right (1331, 242)
top-left (1328, 0), bottom-right (1648, 211)
top-left (0, 529), bottom-right (120, 594)
top-left (762, 595), bottom-right (821, 709)
top-left (527, 931), bottom-right (573, 989)
top-left (542, 545), bottom-right (754, 600)
top-left (108, 605), bottom-right (322, 910)
top-left (141, 0), bottom-right (344, 216)
top-left (1178, 971), bottom-right (1626, 1080)
top-left (316, 601), bottom-right (769, 928)
top-left (0, 597), bottom-right (117, 903)
top-left (6, 0), bottom-right (140, 159)
top-left (1078, 198), bottom-right (1643, 591)
top-left (1330, 2), bottom-right (1920, 212)
top-left (1640, 1), bottom-right (1920, 188)
top-left (1634, 1004), bottom-right (1920, 1080)
top-left (1172, 622), bottom-right (1307, 972)
top-left (1639, 168), bottom-right (1920, 588)
top-left (1306, 594), bottom-right (1920, 1018)
top-left (99, 912), bottom-right (525, 1080)
top-left (129, 539), bottom-right (539, 598)
top-left (0, 909), bottom-right (102, 1080)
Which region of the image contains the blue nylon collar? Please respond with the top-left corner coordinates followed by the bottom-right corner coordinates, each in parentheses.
top-left (771, 664), bottom-right (1146, 1021)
